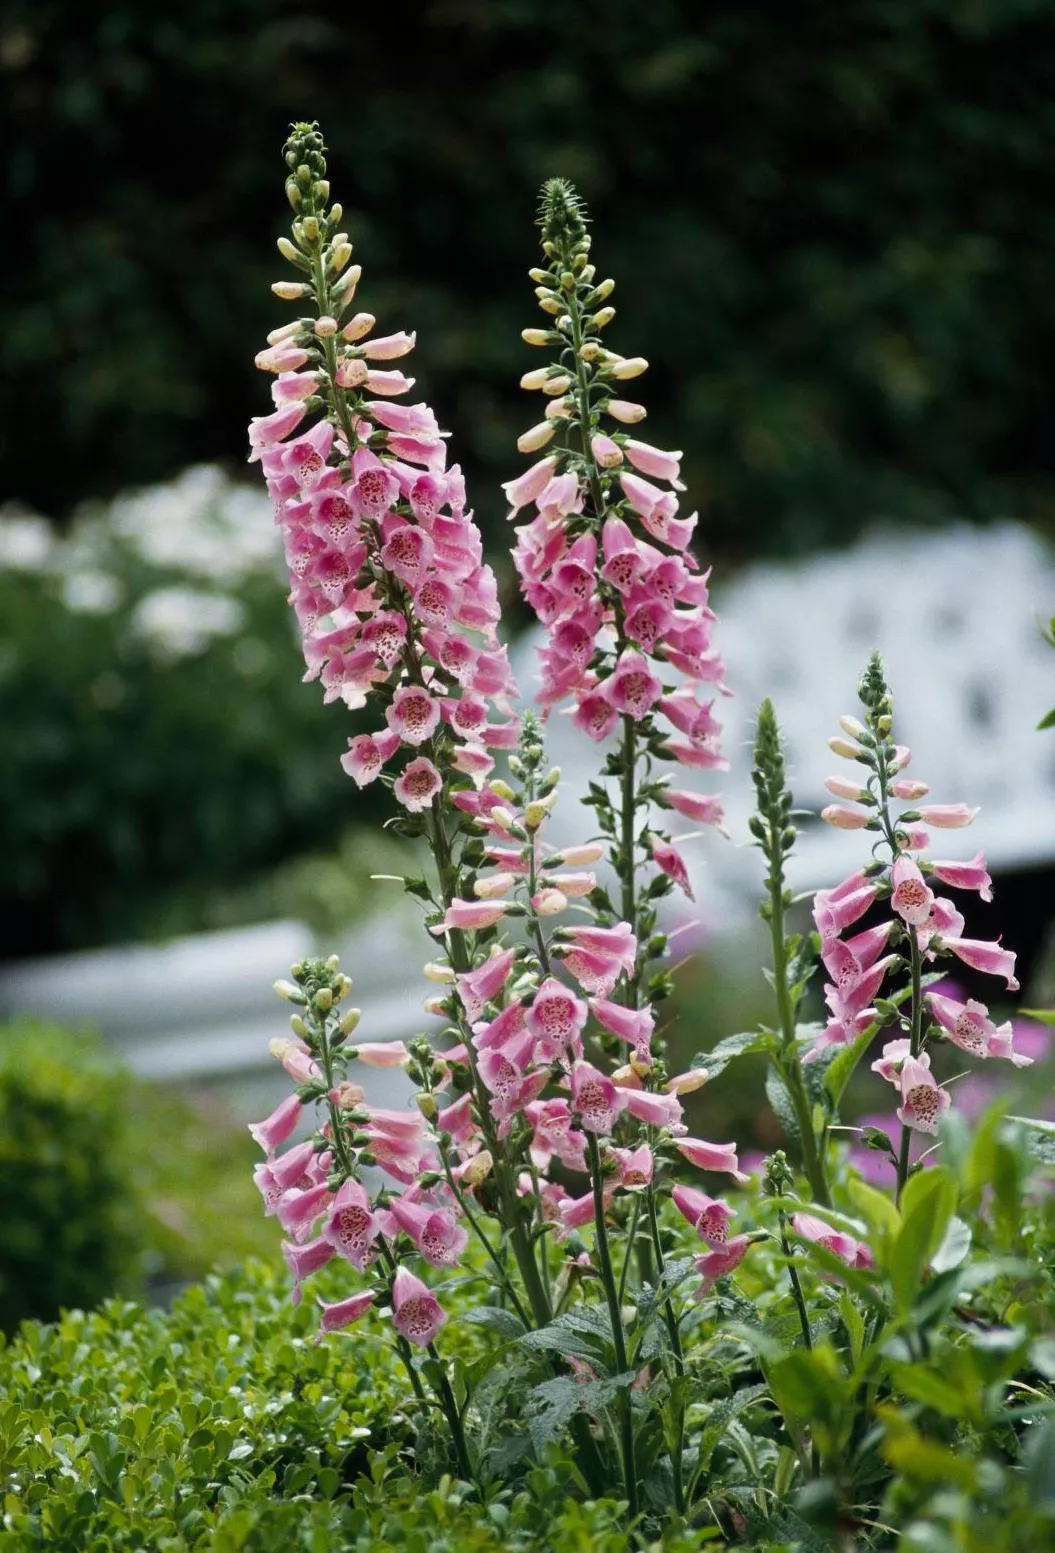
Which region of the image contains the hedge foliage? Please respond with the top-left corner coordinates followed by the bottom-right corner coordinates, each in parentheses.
top-left (0, 1019), bottom-right (273, 1330)
top-left (5, 1), bottom-right (1055, 561)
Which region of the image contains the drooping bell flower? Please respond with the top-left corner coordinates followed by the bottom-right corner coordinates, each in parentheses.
top-left (391, 1266), bottom-right (447, 1347)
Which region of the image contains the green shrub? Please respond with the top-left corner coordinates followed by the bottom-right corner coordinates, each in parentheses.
top-left (0, 1262), bottom-right (707, 1552)
top-left (0, 1018), bottom-right (274, 1330)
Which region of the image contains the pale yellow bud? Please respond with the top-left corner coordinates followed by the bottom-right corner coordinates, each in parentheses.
top-left (271, 280), bottom-right (309, 300)
top-left (328, 241), bottom-right (353, 274)
top-left (342, 311), bottom-right (376, 341)
top-left (528, 267), bottom-right (548, 283)
top-left (463, 1150), bottom-right (493, 1186)
top-left (518, 421), bottom-right (556, 453)
top-left (423, 961), bottom-right (456, 984)
top-left (541, 374), bottom-right (571, 396)
top-left (592, 278), bottom-right (615, 301)
top-left (839, 715), bottom-right (867, 739)
top-left (416, 1092), bottom-right (438, 1120)
top-left (290, 1014), bottom-right (309, 1039)
top-left (545, 398), bottom-right (573, 420)
top-left (522, 327), bottom-right (554, 346)
top-left (489, 780), bottom-right (517, 802)
top-left (665, 1068), bottom-right (709, 1095)
top-left (273, 978), bottom-right (302, 1001)
top-left (605, 399), bottom-right (648, 424)
top-left (538, 296), bottom-right (562, 316)
top-left (339, 1007), bottom-right (362, 1036)
top-left (313, 316), bottom-right (338, 338)
top-left (266, 319), bottom-right (307, 344)
top-left (520, 367), bottom-right (550, 390)
top-left (424, 994), bottom-right (449, 1016)
top-left (533, 887), bottom-right (567, 916)
top-left (276, 236), bottom-right (304, 264)
top-left (489, 806), bottom-right (517, 833)
top-left (474, 872), bottom-right (516, 899)
top-left (608, 356), bottom-right (648, 380)
top-left (300, 215), bottom-right (320, 243)
top-left (578, 341), bottom-right (601, 361)
top-left (630, 1054), bottom-right (651, 1078)
top-left (592, 306), bottom-right (616, 329)
top-left (331, 263), bottom-right (362, 299)
top-left (313, 987), bottom-right (333, 1013)
top-left (828, 736), bottom-right (862, 760)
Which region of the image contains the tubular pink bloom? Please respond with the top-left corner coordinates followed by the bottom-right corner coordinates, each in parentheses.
top-left (350, 1041), bottom-right (410, 1068)
top-left (572, 691), bottom-right (620, 742)
top-left (663, 788), bottom-right (728, 832)
top-left (822, 921), bottom-right (895, 986)
top-left (897, 1056), bottom-right (951, 1135)
top-left (916, 804), bottom-right (979, 829)
top-left (277, 1182), bottom-right (332, 1242)
top-left (610, 1144), bottom-right (654, 1187)
top-left (591, 432), bottom-right (624, 467)
top-left (650, 837), bottom-right (694, 900)
top-left (557, 945), bottom-right (627, 998)
top-left (269, 1139), bottom-right (317, 1194)
top-left (928, 850), bottom-right (993, 902)
top-left (622, 1089), bottom-right (683, 1127)
top-left (792, 1213), bottom-right (872, 1269)
top-left (255, 341), bottom-right (311, 373)
top-left (900, 823), bottom-right (931, 851)
top-left (546, 871), bottom-right (596, 898)
top-left (821, 804), bottom-right (872, 830)
top-left (272, 369), bottom-right (322, 404)
top-left (269, 1036), bottom-right (319, 1085)
top-left (282, 1235), bottom-right (336, 1306)
top-left (824, 775), bottom-right (869, 801)
top-left (317, 1289), bottom-right (377, 1335)
top-left (563, 922), bottom-right (637, 970)
top-left (570, 1061), bottom-right (627, 1134)
top-left (388, 1196), bottom-right (469, 1268)
top-left (456, 947), bottom-right (517, 1022)
top-left (939, 936), bottom-right (1019, 990)
top-left (871, 1037), bottom-right (923, 1086)
top-left (928, 993), bottom-right (1032, 1065)
top-left (619, 469), bottom-right (672, 519)
top-left (393, 756), bottom-right (442, 812)
top-left (537, 471), bottom-right (581, 517)
top-left (385, 685), bottom-right (441, 747)
top-left (341, 729), bottom-right (401, 787)
top-left (365, 368), bottom-right (415, 396)
top-left (675, 1138), bottom-right (748, 1181)
top-left (606, 398), bottom-right (647, 423)
top-left (558, 1186), bottom-right (614, 1235)
top-left (391, 1266), bottom-right (447, 1347)
top-left (437, 1093), bottom-right (475, 1145)
top-left (590, 996), bottom-right (655, 1052)
top-left (472, 999), bottom-right (526, 1054)
top-left (525, 978), bottom-right (589, 1057)
top-left (532, 886), bottom-right (568, 916)
top-left (502, 455), bottom-right (559, 515)
top-left (249, 1093), bottom-right (302, 1155)
top-left (606, 649), bottom-right (662, 720)
top-left (672, 1185), bottom-right (736, 1245)
top-left (322, 1179), bottom-right (381, 1270)
top-left (473, 870), bottom-right (517, 900)
top-left (248, 402), bottom-right (308, 460)
top-left (362, 330), bottom-right (416, 360)
top-left (451, 745), bottom-right (495, 787)
top-left (437, 898), bottom-right (510, 933)
top-left (694, 1234), bottom-right (750, 1292)
top-left (624, 439), bottom-right (683, 485)
top-left (525, 1098), bottom-right (589, 1172)
top-left (380, 523), bottom-right (432, 583)
top-left (891, 855), bottom-right (936, 926)
top-left (891, 778), bottom-right (930, 800)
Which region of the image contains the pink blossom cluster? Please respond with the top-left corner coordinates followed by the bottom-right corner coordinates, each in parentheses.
top-left (250, 296), bottom-right (517, 802)
top-left (816, 730), bottom-right (1027, 1135)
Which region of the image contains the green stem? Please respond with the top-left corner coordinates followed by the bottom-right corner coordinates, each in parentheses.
top-left (768, 865), bottom-right (830, 1207)
top-left (646, 1191), bottom-right (685, 1514)
top-left (439, 1148), bottom-right (532, 1326)
top-left (895, 930), bottom-right (924, 1206)
top-left (427, 1340), bottom-right (474, 1484)
top-left (587, 1133), bottom-right (639, 1519)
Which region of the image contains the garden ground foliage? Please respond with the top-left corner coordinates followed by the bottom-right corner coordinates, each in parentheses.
top-left (2, 1116), bottom-right (1054, 1551)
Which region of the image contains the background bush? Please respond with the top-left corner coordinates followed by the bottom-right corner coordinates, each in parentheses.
top-left (4, 1), bottom-right (1055, 563)
top-left (0, 1017), bottom-right (273, 1330)
top-left (0, 468), bottom-right (389, 956)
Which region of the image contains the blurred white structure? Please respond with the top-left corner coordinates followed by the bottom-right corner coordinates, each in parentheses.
top-left (3, 516), bottom-right (1053, 1095)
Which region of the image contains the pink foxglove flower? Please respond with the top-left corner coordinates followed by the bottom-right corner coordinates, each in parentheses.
top-left (391, 1266), bottom-right (447, 1348)
top-left (525, 978), bottom-right (588, 1058)
top-left (589, 996), bottom-right (655, 1058)
top-left (349, 1041), bottom-right (410, 1068)
top-left (570, 1061), bottom-right (626, 1134)
top-left (622, 1089), bottom-right (684, 1128)
top-left (394, 757), bottom-right (443, 812)
top-left (916, 804), bottom-right (978, 829)
top-left (821, 804), bottom-right (872, 830)
top-left (694, 1234), bottom-right (750, 1292)
top-left (938, 936), bottom-right (1019, 990)
top-left (672, 1185), bottom-right (736, 1245)
top-left (322, 1179), bottom-right (381, 1270)
top-left (318, 1289), bottom-right (377, 1335)
top-left (792, 1212), bottom-right (872, 1269)
top-left (890, 856), bottom-right (935, 926)
top-left (928, 993), bottom-right (1032, 1065)
top-left (282, 1235), bottom-right (336, 1306)
top-left (675, 1138), bottom-right (748, 1181)
top-left (871, 1038), bottom-right (927, 1086)
top-left (436, 899), bottom-right (510, 932)
top-left (610, 1144), bottom-right (654, 1187)
top-left (650, 837), bottom-right (694, 900)
top-left (248, 1094), bottom-right (303, 1155)
top-left (388, 1197), bottom-right (469, 1268)
top-left (927, 850), bottom-right (993, 902)
top-left (897, 1056), bottom-right (951, 1135)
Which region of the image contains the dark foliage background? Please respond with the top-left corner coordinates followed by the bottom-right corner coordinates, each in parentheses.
top-left (5, 0), bottom-right (1055, 560)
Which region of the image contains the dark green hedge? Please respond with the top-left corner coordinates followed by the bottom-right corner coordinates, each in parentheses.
top-left (5, 1), bottom-right (1055, 562)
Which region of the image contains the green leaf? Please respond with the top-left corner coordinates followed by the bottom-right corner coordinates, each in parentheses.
top-left (766, 1066), bottom-right (800, 1142)
top-left (888, 1361), bottom-right (968, 1418)
top-left (1007, 1116), bottom-right (1055, 1164)
top-left (1037, 708), bottom-right (1055, 731)
top-left (822, 1022), bottom-right (878, 1108)
top-left (846, 1177), bottom-right (901, 1254)
top-left (462, 1307), bottom-right (526, 1341)
top-left (890, 1167), bottom-right (957, 1315)
top-left (838, 1292), bottom-right (866, 1368)
top-left (525, 1373), bottom-right (632, 1454)
top-left (692, 1029), bottom-right (776, 1077)
top-left (930, 1215), bottom-right (971, 1274)
top-left (1018, 1009), bottom-right (1055, 1026)
top-left (696, 1383), bottom-right (767, 1473)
